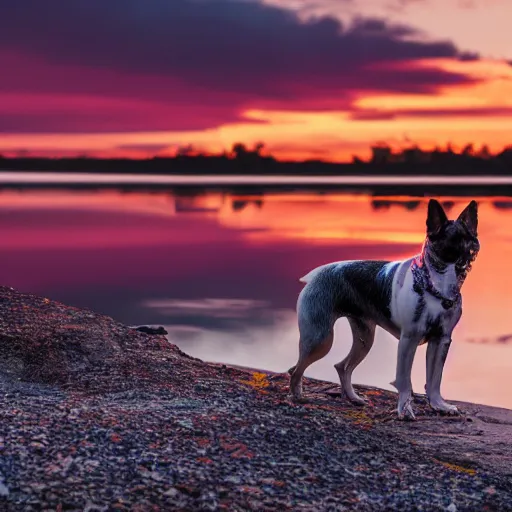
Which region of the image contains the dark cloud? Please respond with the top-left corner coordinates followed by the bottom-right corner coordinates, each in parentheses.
top-left (458, 51), bottom-right (479, 61)
top-left (0, 0), bottom-right (480, 133)
top-left (0, 0), bottom-right (467, 85)
top-left (349, 16), bottom-right (420, 38)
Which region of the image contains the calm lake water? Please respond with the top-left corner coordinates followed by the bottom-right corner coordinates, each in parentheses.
top-left (1, 181), bottom-right (511, 408)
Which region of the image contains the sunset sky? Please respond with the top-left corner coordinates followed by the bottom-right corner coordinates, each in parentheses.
top-left (1, 0), bottom-right (511, 161)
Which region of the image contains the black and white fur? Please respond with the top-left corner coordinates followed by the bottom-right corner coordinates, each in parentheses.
top-left (289, 199), bottom-right (480, 420)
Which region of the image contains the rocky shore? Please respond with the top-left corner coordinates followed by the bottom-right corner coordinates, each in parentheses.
top-left (0, 286), bottom-right (511, 511)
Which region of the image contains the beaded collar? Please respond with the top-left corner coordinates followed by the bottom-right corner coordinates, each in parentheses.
top-left (411, 237), bottom-right (478, 310)
top-left (411, 257), bottom-right (461, 309)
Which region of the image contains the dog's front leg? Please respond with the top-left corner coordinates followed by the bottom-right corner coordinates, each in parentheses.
top-left (395, 333), bottom-right (420, 420)
top-left (426, 338), bottom-right (458, 415)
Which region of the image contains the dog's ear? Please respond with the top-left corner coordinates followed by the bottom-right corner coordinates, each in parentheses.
top-left (426, 199), bottom-right (448, 236)
top-left (457, 200), bottom-right (478, 236)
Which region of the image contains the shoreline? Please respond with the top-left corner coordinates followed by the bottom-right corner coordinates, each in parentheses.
top-left (2, 171), bottom-right (512, 197)
top-left (3, 171), bottom-right (512, 185)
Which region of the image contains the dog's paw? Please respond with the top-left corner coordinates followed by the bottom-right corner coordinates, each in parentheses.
top-left (397, 408), bottom-right (416, 421)
top-left (397, 395), bottom-right (416, 421)
top-left (429, 400), bottom-right (459, 415)
top-left (348, 394), bottom-right (368, 406)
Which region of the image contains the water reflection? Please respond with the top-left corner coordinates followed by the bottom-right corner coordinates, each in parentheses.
top-left (0, 187), bottom-right (511, 408)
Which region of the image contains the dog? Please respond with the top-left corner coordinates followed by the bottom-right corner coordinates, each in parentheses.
top-left (289, 199), bottom-right (479, 420)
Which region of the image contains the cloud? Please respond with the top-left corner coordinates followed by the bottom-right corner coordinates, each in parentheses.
top-left (0, 0), bottom-right (478, 133)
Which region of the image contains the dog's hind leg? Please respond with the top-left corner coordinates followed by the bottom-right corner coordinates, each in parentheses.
top-left (289, 286), bottom-right (335, 401)
top-left (335, 317), bottom-right (376, 405)
top-left (289, 330), bottom-right (334, 402)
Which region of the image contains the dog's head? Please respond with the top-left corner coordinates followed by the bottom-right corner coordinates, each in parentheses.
top-left (425, 199), bottom-right (480, 266)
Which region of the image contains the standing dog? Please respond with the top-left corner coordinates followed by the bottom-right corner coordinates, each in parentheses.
top-left (289, 199), bottom-right (479, 420)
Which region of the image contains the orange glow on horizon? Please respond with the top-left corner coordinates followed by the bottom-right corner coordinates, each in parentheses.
top-left (1, 58), bottom-right (512, 162)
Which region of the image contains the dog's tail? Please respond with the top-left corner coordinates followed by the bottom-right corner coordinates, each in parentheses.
top-left (299, 263), bottom-right (329, 284)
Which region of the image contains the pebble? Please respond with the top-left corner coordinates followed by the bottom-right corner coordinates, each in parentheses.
top-left (0, 482), bottom-right (8, 497)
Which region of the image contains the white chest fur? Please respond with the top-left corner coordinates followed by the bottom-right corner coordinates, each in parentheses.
top-left (389, 259), bottom-right (462, 340)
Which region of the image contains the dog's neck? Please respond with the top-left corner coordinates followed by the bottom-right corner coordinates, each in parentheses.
top-left (412, 241), bottom-right (464, 308)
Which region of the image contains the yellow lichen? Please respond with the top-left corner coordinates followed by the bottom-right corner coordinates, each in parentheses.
top-left (241, 372), bottom-right (270, 391)
top-left (342, 409), bottom-right (374, 428)
top-left (435, 459), bottom-right (477, 476)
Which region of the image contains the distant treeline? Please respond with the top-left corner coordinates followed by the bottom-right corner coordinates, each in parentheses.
top-left (1, 143), bottom-right (512, 176)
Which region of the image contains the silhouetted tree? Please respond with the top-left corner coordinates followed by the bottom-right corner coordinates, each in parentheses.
top-left (370, 144), bottom-right (392, 164)
top-left (176, 144), bottom-right (195, 157)
top-left (254, 142), bottom-right (265, 155)
top-left (462, 143), bottom-right (474, 157)
top-left (477, 145), bottom-right (491, 159)
top-left (231, 143), bottom-right (248, 159)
